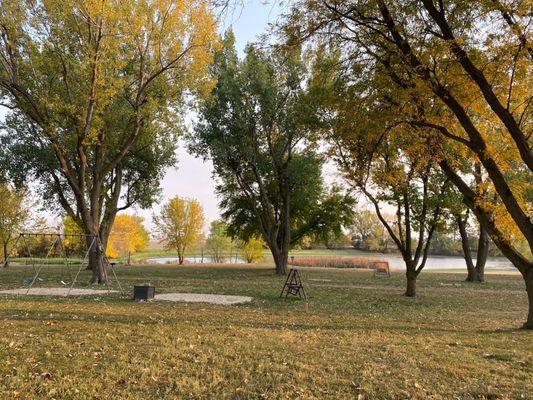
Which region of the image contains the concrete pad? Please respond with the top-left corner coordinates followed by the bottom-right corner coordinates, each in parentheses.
top-left (155, 292), bottom-right (252, 305)
top-left (0, 287), bottom-right (118, 296)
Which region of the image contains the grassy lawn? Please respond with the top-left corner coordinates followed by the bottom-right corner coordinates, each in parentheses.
top-left (0, 263), bottom-right (531, 399)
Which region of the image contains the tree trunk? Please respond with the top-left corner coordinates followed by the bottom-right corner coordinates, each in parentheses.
top-left (475, 224), bottom-right (489, 282)
top-left (280, 246), bottom-right (289, 275)
top-left (456, 214), bottom-right (478, 282)
top-left (524, 269), bottom-right (533, 330)
top-left (405, 269), bottom-right (417, 297)
top-left (465, 266), bottom-right (478, 282)
top-left (269, 243), bottom-right (287, 275)
top-left (89, 241), bottom-right (107, 284)
top-left (274, 250), bottom-right (287, 275)
top-left (2, 241), bottom-right (8, 268)
top-left (404, 258), bottom-right (418, 297)
top-left (473, 162), bottom-right (488, 283)
top-left (85, 232), bottom-right (109, 284)
top-left (278, 170), bottom-right (291, 276)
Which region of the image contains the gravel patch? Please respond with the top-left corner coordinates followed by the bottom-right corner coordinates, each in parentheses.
top-left (0, 287), bottom-right (118, 296)
top-left (155, 292), bottom-right (252, 305)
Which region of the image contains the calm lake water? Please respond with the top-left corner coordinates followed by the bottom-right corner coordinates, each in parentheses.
top-left (146, 253), bottom-right (515, 271)
top-left (146, 256), bottom-right (246, 264)
top-left (357, 254), bottom-right (514, 271)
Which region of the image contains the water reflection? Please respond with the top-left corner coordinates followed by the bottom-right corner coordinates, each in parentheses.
top-left (147, 256), bottom-right (246, 264)
top-left (146, 253), bottom-right (515, 271)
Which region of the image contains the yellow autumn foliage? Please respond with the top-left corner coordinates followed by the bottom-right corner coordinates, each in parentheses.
top-left (106, 215), bottom-right (149, 259)
top-left (153, 196), bottom-right (205, 264)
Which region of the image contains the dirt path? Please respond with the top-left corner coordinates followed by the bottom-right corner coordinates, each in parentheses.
top-left (155, 292), bottom-right (253, 305)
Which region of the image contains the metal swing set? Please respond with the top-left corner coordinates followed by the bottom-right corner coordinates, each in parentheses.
top-left (3, 232), bottom-right (123, 296)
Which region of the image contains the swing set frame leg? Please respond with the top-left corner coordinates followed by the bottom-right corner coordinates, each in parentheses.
top-left (67, 235), bottom-right (97, 297)
top-left (27, 236), bottom-right (59, 295)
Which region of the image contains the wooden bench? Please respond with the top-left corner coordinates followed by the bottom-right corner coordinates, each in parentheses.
top-left (373, 261), bottom-right (391, 277)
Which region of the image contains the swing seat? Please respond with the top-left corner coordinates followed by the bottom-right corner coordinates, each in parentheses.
top-left (22, 277), bottom-right (43, 285)
top-left (287, 285), bottom-right (301, 295)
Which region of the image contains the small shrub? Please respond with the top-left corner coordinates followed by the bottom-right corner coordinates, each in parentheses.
top-left (241, 237), bottom-right (264, 264)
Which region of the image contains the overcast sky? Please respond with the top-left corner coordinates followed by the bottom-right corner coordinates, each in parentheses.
top-left (135, 1), bottom-right (289, 230)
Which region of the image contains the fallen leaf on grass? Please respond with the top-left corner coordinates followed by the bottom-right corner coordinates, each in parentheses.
top-left (41, 372), bottom-right (52, 380)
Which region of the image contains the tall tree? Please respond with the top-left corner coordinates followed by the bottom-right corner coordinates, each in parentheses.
top-left (153, 196), bottom-right (205, 265)
top-left (106, 214), bottom-right (149, 262)
top-left (205, 220), bottom-right (232, 263)
top-left (442, 166), bottom-right (490, 283)
top-left (190, 32), bottom-right (354, 274)
top-left (0, 0), bottom-right (218, 283)
top-left (0, 182), bottom-right (32, 267)
top-left (350, 210), bottom-right (392, 252)
top-left (307, 45), bottom-right (450, 295)
top-left (335, 120), bottom-right (449, 296)
top-left (283, 0), bottom-right (533, 328)
top-left (241, 236), bottom-right (265, 263)
top-left (455, 210), bottom-right (489, 283)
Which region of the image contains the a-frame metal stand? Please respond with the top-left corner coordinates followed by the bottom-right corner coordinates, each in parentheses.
top-left (280, 268), bottom-right (308, 300)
